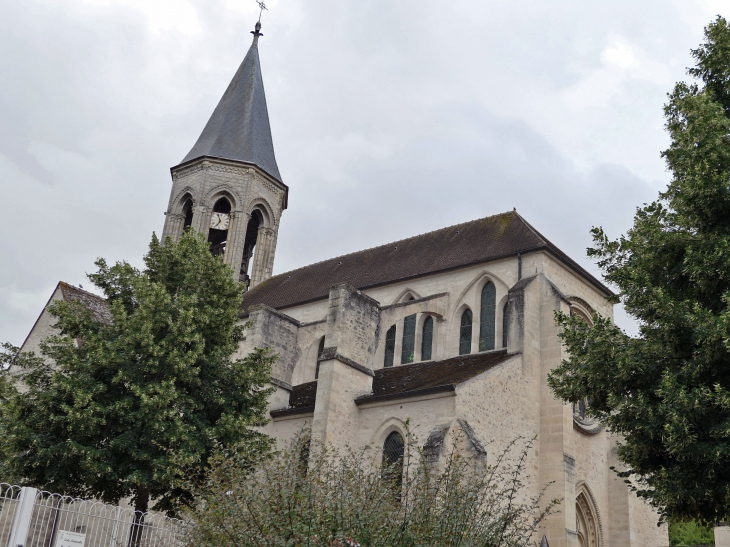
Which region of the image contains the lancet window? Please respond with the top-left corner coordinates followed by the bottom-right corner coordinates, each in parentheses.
top-left (384, 325), bottom-right (396, 367)
top-left (401, 314), bottom-right (416, 364)
top-left (240, 209), bottom-right (264, 285)
top-left (459, 309), bottom-right (472, 355)
top-left (421, 316), bottom-right (433, 361)
top-left (479, 282), bottom-right (496, 351)
top-left (382, 431), bottom-right (404, 493)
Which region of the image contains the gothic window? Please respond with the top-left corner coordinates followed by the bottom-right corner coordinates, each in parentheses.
top-left (401, 314), bottom-right (416, 364)
top-left (384, 325), bottom-right (396, 367)
top-left (315, 336), bottom-right (325, 379)
top-left (502, 301), bottom-right (509, 348)
top-left (207, 198), bottom-right (231, 258)
top-left (421, 316), bottom-right (433, 361)
top-left (240, 209), bottom-right (264, 285)
top-left (382, 431), bottom-right (404, 493)
top-left (479, 282), bottom-right (496, 351)
top-left (181, 198), bottom-right (194, 230)
top-left (576, 487), bottom-right (601, 547)
top-left (459, 309), bottom-right (472, 355)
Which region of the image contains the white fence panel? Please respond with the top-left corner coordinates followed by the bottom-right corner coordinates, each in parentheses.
top-left (0, 485), bottom-right (186, 547)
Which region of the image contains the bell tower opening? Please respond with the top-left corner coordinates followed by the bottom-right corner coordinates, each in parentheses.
top-left (181, 197), bottom-right (194, 231)
top-left (208, 198), bottom-right (231, 258)
top-left (240, 209), bottom-right (264, 285)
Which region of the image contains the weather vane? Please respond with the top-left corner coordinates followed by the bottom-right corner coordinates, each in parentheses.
top-left (256, 0), bottom-right (267, 22)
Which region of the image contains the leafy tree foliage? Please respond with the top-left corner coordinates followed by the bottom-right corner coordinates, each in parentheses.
top-left (669, 518), bottom-right (715, 546)
top-left (1, 231), bottom-right (274, 514)
top-left (548, 16), bottom-right (730, 522)
top-left (183, 428), bottom-right (557, 547)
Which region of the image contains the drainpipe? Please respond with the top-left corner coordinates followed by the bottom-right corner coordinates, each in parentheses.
top-left (517, 252), bottom-right (522, 281)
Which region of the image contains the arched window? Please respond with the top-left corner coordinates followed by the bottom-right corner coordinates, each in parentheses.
top-left (502, 301), bottom-right (509, 348)
top-left (421, 316), bottom-right (433, 361)
top-left (459, 309), bottom-right (472, 355)
top-left (207, 198), bottom-right (231, 258)
top-left (315, 337), bottom-right (325, 379)
top-left (384, 325), bottom-right (396, 367)
top-left (240, 209), bottom-right (264, 285)
top-left (382, 431), bottom-right (404, 492)
top-left (479, 282), bottom-right (496, 351)
top-left (401, 314), bottom-right (416, 364)
top-left (181, 198), bottom-right (194, 231)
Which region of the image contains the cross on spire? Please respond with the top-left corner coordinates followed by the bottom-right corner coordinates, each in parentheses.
top-left (256, 0), bottom-right (267, 22)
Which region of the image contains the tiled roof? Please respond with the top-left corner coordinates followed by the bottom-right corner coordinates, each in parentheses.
top-left (179, 29), bottom-right (282, 182)
top-left (273, 350), bottom-right (517, 414)
top-left (59, 282), bottom-right (112, 324)
top-left (360, 350), bottom-right (517, 403)
top-left (242, 211), bottom-right (611, 313)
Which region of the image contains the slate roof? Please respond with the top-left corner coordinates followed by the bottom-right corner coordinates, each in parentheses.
top-left (58, 282), bottom-right (112, 324)
top-left (242, 211), bottom-right (612, 314)
top-left (271, 350), bottom-right (517, 416)
top-left (179, 28), bottom-right (282, 182)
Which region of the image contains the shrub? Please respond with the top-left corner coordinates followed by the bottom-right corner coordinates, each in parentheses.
top-left (181, 427), bottom-right (558, 547)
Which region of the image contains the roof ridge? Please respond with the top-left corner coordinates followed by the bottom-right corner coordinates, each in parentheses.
top-left (59, 281), bottom-right (106, 302)
top-left (267, 211), bottom-right (518, 280)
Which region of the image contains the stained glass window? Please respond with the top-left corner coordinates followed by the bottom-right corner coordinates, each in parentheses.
top-left (421, 316), bottom-right (433, 361)
top-left (315, 336), bottom-right (325, 379)
top-left (459, 309), bottom-right (472, 355)
top-left (479, 282), bottom-right (496, 351)
top-left (384, 325), bottom-right (396, 367)
top-left (401, 314), bottom-right (416, 364)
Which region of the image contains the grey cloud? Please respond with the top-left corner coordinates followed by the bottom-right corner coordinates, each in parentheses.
top-left (0, 0), bottom-right (723, 344)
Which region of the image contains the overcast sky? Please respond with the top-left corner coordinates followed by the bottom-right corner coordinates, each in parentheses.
top-left (1, 0), bottom-right (727, 346)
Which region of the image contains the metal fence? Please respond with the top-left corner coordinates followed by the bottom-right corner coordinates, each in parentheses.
top-left (0, 483), bottom-right (187, 547)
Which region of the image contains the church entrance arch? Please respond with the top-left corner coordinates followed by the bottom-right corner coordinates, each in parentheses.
top-left (576, 484), bottom-right (602, 547)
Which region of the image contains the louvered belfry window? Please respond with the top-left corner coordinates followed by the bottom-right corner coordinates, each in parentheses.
top-left (315, 337), bottom-right (325, 379)
top-left (401, 314), bottom-right (417, 364)
top-left (384, 325), bottom-right (396, 367)
top-left (421, 316), bottom-right (433, 361)
top-left (479, 282), bottom-right (496, 351)
top-left (459, 309), bottom-right (472, 355)
top-left (382, 431), bottom-right (404, 491)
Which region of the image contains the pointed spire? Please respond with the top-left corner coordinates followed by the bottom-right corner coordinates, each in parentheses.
top-left (180, 20), bottom-right (282, 182)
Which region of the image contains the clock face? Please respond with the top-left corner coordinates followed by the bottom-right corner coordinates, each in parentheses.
top-left (209, 212), bottom-right (230, 230)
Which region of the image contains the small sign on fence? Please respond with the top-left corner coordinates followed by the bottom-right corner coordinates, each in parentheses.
top-left (54, 530), bottom-right (86, 547)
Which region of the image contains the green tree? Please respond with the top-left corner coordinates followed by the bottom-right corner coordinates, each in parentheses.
top-left (548, 16), bottom-right (730, 522)
top-left (669, 518), bottom-right (715, 546)
top-left (0, 230), bottom-right (274, 515)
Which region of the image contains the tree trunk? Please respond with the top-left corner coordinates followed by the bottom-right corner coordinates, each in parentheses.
top-left (128, 486), bottom-right (149, 547)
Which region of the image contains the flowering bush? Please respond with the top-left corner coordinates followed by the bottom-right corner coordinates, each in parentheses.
top-left (181, 426), bottom-right (558, 547)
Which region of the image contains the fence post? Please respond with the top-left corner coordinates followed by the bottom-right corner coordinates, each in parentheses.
top-left (7, 487), bottom-right (37, 547)
top-left (715, 523), bottom-right (730, 547)
top-left (109, 506), bottom-right (121, 547)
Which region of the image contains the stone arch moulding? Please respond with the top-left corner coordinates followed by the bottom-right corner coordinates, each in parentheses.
top-left (171, 186), bottom-right (198, 212)
top-left (452, 270), bottom-right (510, 316)
top-left (247, 197), bottom-right (276, 228)
top-left (567, 296), bottom-right (595, 319)
top-left (575, 481), bottom-right (603, 547)
top-left (391, 287), bottom-right (423, 305)
top-left (369, 417), bottom-right (408, 456)
top-left (202, 185), bottom-right (243, 212)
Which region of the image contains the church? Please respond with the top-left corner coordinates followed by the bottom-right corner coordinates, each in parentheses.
top-left (19, 20), bottom-right (668, 547)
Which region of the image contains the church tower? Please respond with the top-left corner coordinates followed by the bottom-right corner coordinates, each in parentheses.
top-left (162, 21), bottom-right (288, 288)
